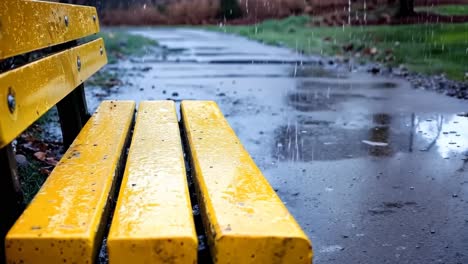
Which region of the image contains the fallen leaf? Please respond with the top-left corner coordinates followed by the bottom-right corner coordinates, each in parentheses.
top-left (45, 157), bottom-right (58, 166)
top-left (22, 142), bottom-right (38, 152)
top-left (34, 151), bottom-right (46, 161)
top-left (39, 168), bottom-right (51, 176)
top-left (37, 142), bottom-right (49, 152)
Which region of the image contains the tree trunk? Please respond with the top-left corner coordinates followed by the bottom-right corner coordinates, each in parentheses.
top-left (219, 0), bottom-right (242, 20)
top-left (399, 0), bottom-right (415, 17)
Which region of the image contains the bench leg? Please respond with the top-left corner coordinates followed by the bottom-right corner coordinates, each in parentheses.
top-left (0, 145), bottom-right (24, 264)
top-left (57, 84), bottom-right (90, 148)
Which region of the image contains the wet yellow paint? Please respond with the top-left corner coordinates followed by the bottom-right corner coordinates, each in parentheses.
top-left (0, 38), bottom-right (107, 148)
top-left (0, 0), bottom-right (100, 59)
top-left (108, 101), bottom-right (197, 264)
top-left (181, 101), bottom-right (313, 264)
top-left (6, 101), bottom-right (135, 264)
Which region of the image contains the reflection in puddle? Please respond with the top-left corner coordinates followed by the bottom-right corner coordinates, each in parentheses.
top-left (273, 114), bottom-right (411, 161)
top-left (367, 114), bottom-right (394, 157)
top-left (273, 114), bottom-right (468, 161)
top-left (280, 70), bottom-right (468, 161)
top-left (417, 115), bottom-right (468, 159)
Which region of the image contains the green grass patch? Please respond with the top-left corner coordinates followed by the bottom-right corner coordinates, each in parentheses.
top-left (415, 5), bottom-right (468, 16)
top-left (86, 30), bottom-right (158, 64)
top-left (209, 16), bottom-right (468, 80)
top-left (19, 158), bottom-right (48, 204)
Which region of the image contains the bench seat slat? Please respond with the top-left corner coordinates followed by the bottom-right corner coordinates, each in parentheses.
top-left (0, 38), bottom-right (107, 149)
top-left (108, 101), bottom-right (197, 264)
top-left (0, 0), bottom-right (100, 59)
top-left (6, 101), bottom-right (135, 264)
top-left (181, 101), bottom-right (312, 264)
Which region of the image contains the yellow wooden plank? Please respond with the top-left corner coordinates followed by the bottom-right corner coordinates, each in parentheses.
top-left (181, 101), bottom-right (313, 264)
top-left (5, 101), bottom-right (135, 264)
top-left (0, 0), bottom-right (100, 59)
top-left (0, 38), bottom-right (107, 148)
top-left (107, 101), bottom-right (197, 264)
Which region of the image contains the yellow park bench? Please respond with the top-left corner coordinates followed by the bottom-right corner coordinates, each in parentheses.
top-left (0, 1), bottom-right (313, 263)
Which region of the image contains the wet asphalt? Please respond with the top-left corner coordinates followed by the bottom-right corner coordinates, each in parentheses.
top-left (87, 28), bottom-right (468, 264)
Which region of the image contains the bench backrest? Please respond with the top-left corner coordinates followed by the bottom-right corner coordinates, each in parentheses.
top-left (0, 0), bottom-right (107, 148)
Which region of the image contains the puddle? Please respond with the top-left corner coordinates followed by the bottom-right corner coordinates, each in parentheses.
top-left (298, 80), bottom-right (398, 90)
top-left (416, 115), bottom-right (468, 158)
top-left (193, 46), bottom-right (226, 51)
top-left (293, 65), bottom-right (347, 78)
top-left (287, 76), bottom-right (402, 112)
top-left (193, 52), bottom-right (268, 57)
top-left (287, 91), bottom-right (386, 112)
top-left (273, 113), bottom-right (411, 161)
top-left (372, 82), bottom-right (398, 89)
top-left (282, 73), bottom-right (467, 179)
top-left (273, 113), bottom-right (468, 161)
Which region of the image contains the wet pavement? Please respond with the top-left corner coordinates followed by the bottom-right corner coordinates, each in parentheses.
top-left (87, 28), bottom-right (468, 264)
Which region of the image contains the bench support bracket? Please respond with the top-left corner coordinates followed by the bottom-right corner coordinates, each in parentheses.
top-left (57, 84), bottom-right (90, 148)
top-left (0, 144), bottom-right (24, 264)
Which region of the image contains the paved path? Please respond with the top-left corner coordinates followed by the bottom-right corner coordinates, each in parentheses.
top-left (88, 28), bottom-right (468, 264)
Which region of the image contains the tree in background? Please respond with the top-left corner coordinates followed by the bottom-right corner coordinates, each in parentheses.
top-left (399, 0), bottom-right (415, 17)
top-left (219, 0), bottom-right (242, 19)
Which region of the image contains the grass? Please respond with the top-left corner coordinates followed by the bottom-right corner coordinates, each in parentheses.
top-left (415, 5), bottom-right (468, 16)
top-left (19, 158), bottom-right (49, 204)
top-left (84, 29), bottom-right (158, 88)
top-left (209, 16), bottom-right (468, 80)
top-left (86, 30), bottom-right (158, 64)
